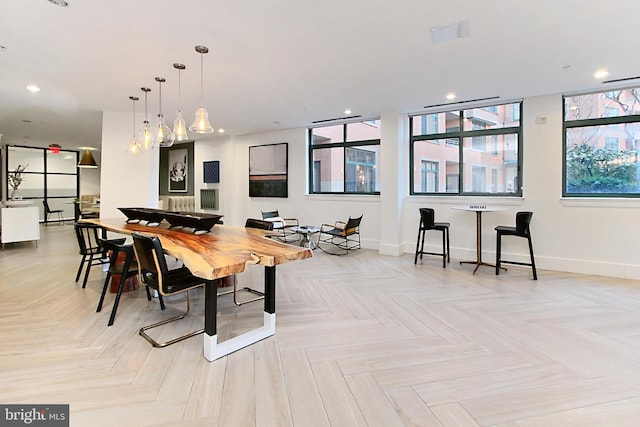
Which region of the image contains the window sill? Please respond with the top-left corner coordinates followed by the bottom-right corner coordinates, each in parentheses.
top-left (560, 197), bottom-right (640, 208)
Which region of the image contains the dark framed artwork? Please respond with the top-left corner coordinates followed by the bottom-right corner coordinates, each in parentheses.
top-left (168, 148), bottom-right (188, 192)
top-left (203, 160), bottom-right (220, 183)
top-left (249, 142), bottom-right (288, 198)
top-left (159, 141), bottom-right (194, 196)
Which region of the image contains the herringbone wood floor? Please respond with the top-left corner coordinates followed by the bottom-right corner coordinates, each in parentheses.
top-left (2, 225), bottom-right (640, 426)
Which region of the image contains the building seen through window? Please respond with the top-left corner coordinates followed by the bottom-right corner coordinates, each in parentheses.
top-left (410, 102), bottom-right (522, 196)
top-left (309, 120), bottom-right (380, 194)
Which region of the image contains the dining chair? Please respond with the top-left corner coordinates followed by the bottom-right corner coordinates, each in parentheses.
top-left (43, 200), bottom-right (64, 225)
top-left (74, 222), bottom-right (122, 288)
top-left (96, 238), bottom-right (161, 326)
top-left (317, 214), bottom-right (363, 255)
top-left (215, 218), bottom-right (273, 306)
top-left (495, 211), bottom-right (537, 280)
top-left (414, 208), bottom-right (450, 268)
top-left (131, 231), bottom-right (216, 348)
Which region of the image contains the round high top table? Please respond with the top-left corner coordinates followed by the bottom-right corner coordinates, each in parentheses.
top-left (452, 205), bottom-right (507, 274)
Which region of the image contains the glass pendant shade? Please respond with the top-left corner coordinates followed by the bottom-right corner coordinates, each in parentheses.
top-left (172, 110), bottom-right (189, 142)
top-left (190, 107), bottom-right (214, 133)
top-left (140, 87), bottom-right (155, 150)
top-left (156, 114), bottom-right (173, 147)
top-left (127, 96), bottom-right (142, 155)
top-left (171, 63), bottom-right (189, 142)
top-left (142, 121), bottom-right (154, 150)
top-left (155, 77), bottom-right (173, 147)
top-left (127, 137), bottom-right (142, 155)
top-left (189, 45), bottom-right (215, 134)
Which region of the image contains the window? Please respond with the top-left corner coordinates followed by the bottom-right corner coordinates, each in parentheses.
top-left (5, 145), bottom-right (79, 220)
top-left (563, 87), bottom-right (640, 196)
top-left (410, 101), bottom-right (522, 196)
top-left (309, 120), bottom-right (380, 194)
top-left (420, 160), bottom-right (439, 192)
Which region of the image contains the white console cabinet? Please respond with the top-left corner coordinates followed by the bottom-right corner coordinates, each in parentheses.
top-left (1, 206), bottom-right (40, 248)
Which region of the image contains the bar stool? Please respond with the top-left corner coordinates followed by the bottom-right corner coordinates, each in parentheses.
top-left (414, 208), bottom-right (450, 268)
top-left (495, 211), bottom-right (537, 280)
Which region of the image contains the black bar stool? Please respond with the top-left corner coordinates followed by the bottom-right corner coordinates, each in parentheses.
top-left (495, 211), bottom-right (537, 280)
top-left (414, 208), bottom-right (450, 268)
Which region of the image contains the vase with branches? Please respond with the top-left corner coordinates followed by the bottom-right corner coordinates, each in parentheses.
top-left (8, 164), bottom-right (28, 200)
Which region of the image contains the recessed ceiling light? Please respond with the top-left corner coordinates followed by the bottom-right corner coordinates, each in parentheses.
top-left (344, 109), bottom-right (352, 115)
top-left (26, 85), bottom-right (40, 93)
top-left (594, 69), bottom-right (609, 79)
top-left (47, 0), bottom-right (69, 6)
top-left (217, 128), bottom-right (225, 133)
top-left (446, 92), bottom-right (457, 100)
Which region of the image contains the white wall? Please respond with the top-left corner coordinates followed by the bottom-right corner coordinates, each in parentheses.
top-left (101, 93), bottom-right (640, 280)
top-left (79, 151), bottom-right (100, 196)
top-left (100, 111), bottom-right (159, 219)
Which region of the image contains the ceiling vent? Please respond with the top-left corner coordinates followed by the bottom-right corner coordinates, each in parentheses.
top-left (602, 76), bottom-right (640, 84)
top-left (429, 19), bottom-right (470, 43)
top-left (424, 96), bottom-right (500, 109)
top-left (312, 115), bottom-right (362, 124)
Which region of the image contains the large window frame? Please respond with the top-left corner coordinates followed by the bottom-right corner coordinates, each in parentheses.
top-left (4, 145), bottom-right (79, 220)
top-left (563, 87), bottom-right (640, 197)
top-left (308, 120), bottom-right (381, 195)
top-left (410, 101), bottom-right (523, 196)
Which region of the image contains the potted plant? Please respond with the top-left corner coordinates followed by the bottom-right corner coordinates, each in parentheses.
top-left (8, 163), bottom-right (28, 200)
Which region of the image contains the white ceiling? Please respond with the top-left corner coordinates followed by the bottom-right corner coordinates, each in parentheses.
top-left (1, 0), bottom-right (639, 150)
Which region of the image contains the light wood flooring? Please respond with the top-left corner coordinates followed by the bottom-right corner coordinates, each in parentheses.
top-left (2, 224), bottom-right (640, 426)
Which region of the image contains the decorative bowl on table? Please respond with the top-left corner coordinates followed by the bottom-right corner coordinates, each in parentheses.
top-left (162, 211), bottom-right (224, 234)
top-left (3, 200), bottom-right (34, 207)
top-left (117, 207), bottom-right (167, 226)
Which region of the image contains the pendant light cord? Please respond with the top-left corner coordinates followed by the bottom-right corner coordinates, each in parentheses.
top-left (178, 68), bottom-right (182, 111)
top-left (131, 98), bottom-right (136, 137)
top-left (200, 52), bottom-right (204, 107)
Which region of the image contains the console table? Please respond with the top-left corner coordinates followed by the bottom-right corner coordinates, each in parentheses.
top-left (1, 206), bottom-right (40, 249)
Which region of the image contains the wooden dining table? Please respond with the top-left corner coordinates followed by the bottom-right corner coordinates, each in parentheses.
top-left (83, 217), bottom-right (312, 361)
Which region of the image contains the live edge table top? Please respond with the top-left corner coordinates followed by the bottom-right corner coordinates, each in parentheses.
top-left (83, 218), bottom-right (313, 281)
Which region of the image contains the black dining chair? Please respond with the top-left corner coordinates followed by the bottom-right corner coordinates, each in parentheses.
top-left (414, 208), bottom-right (450, 268)
top-left (74, 222), bottom-right (122, 288)
top-left (96, 238), bottom-right (162, 326)
top-left (495, 211), bottom-right (537, 280)
top-left (216, 218), bottom-right (274, 306)
top-left (43, 200), bottom-right (64, 225)
top-left (131, 231), bottom-right (217, 348)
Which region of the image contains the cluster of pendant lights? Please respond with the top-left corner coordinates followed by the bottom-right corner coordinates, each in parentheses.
top-left (127, 45), bottom-right (215, 155)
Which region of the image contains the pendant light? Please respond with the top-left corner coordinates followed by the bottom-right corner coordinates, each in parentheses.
top-left (171, 63), bottom-right (189, 142)
top-left (155, 77), bottom-right (173, 147)
top-left (126, 96), bottom-right (142, 155)
top-left (140, 87), bottom-right (155, 150)
top-left (78, 149), bottom-right (98, 168)
top-left (189, 45), bottom-right (214, 134)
